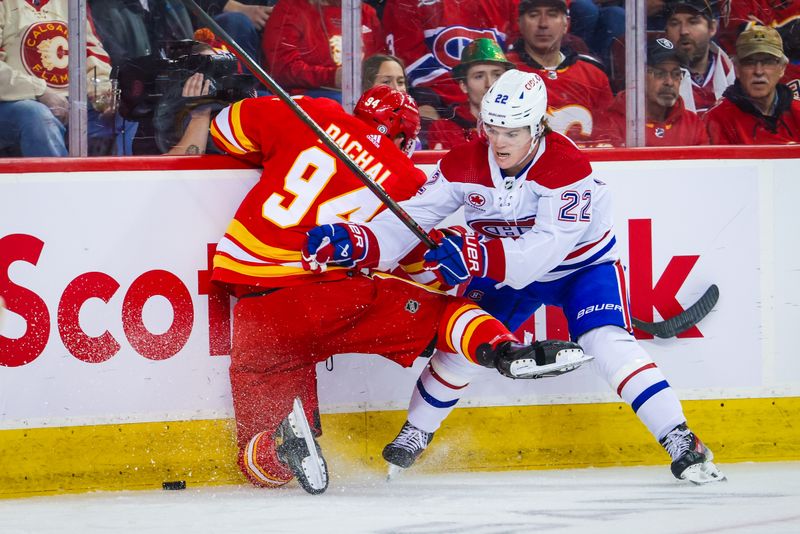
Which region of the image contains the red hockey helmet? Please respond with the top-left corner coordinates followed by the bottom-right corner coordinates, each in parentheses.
top-left (354, 85), bottom-right (421, 156)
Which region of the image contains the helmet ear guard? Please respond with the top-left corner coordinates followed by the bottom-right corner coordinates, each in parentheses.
top-left (480, 70), bottom-right (548, 140)
top-left (354, 85), bottom-right (421, 156)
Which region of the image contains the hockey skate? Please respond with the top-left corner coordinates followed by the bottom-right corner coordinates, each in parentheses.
top-left (476, 340), bottom-right (593, 379)
top-left (660, 423), bottom-right (726, 485)
top-left (275, 398), bottom-right (329, 495)
top-left (382, 421), bottom-right (434, 479)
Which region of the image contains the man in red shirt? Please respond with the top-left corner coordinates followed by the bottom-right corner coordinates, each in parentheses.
top-left (208, 87), bottom-right (587, 494)
top-left (598, 38), bottom-right (709, 147)
top-left (506, 0), bottom-right (614, 146)
top-left (261, 0), bottom-right (385, 99)
top-left (664, 0), bottom-right (735, 115)
top-left (705, 25), bottom-right (800, 144)
top-left (425, 38), bottom-right (514, 150)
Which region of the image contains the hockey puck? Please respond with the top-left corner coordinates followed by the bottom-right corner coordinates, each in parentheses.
top-left (162, 480), bottom-right (186, 490)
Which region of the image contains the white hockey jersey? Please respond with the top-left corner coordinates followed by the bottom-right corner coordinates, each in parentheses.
top-left (368, 132), bottom-right (618, 290)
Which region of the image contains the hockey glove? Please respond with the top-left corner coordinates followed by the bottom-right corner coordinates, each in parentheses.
top-left (423, 228), bottom-right (489, 286)
top-left (302, 223), bottom-right (379, 273)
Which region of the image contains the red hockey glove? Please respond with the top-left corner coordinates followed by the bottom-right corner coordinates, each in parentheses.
top-left (302, 223), bottom-right (380, 273)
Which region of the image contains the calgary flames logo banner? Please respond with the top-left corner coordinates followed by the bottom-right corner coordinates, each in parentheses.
top-left (22, 21), bottom-right (70, 88)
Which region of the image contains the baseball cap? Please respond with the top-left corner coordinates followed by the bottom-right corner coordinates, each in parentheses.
top-left (518, 0), bottom-right (570, 16)
top-left (452, 38), bottom-right (515, 80)
top-left (647, 38), bottom-right (681, 65)
top-left (665, 0), bottom-right (717, 21)
top-left (736, 25), bottom-right (786, 60)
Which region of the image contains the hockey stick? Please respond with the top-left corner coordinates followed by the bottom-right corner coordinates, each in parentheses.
top-left (179, 0), bottom-right (437, 249)
top-left (631, 284), bottom-right (719, 339)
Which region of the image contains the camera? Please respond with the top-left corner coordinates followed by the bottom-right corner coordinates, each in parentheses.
top-left (115, 40), bottom-right (257, 152)
top-left (116, 40), bottom-right (256, 120)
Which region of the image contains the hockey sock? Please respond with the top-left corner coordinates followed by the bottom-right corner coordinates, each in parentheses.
top-left (407, 350), bottom-right (489, 433)
top-left (240, 431), bottom-right (294, 488)
top-left (579, 325), bottom-right (686, 440)
top-left (435, 301), bottom-right (517, 364)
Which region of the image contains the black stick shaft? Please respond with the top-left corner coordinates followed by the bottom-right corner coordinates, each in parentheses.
top-left (180, 0), bottom-right (437, 249)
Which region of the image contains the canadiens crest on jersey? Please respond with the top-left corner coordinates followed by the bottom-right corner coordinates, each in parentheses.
top-left (22, 21), bottom-right (70, 87)
top-left (430, 27), bottom-right (503, 69)
top-left (405, 299), bottom-right (420, 313)
top-left (470, 215), bottom-right (536, 238)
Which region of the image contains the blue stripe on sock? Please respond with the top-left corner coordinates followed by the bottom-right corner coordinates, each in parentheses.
top-left (416, 379), bottom-right (459, 409)
top-left (631, 380), bottom-right (670, 413)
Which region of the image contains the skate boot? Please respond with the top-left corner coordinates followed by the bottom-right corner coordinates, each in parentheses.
top-left (659, 423), bottom-right (726, 485)
top-left (382, 421), bottom-right (434, 470)
top-left (476, 340), bottom-right (592, 379)
top-left (275, 398), bottom-right (329, 495)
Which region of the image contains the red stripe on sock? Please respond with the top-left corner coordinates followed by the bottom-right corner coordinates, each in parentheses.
top-left (616, 363), bottom-right (657, 396)
top-left (428, 363), bottom-right (468, 390)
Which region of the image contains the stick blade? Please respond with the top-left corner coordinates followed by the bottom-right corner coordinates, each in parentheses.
top-left (633, 285), bottom-right (719, 339)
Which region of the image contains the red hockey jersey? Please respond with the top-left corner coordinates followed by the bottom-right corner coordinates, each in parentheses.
top-left (704, 83), bottom-right (800, 144)
top-left (597, 91), bottom-right (710, 147)
top-left (209, 96), bottom-right (427, 293)
top-left (382, 0), bottom-right (518, 106)
top-left (262, 0), bottom-right (385, 92)
top-left (506, 45), bottom-right (614, 146)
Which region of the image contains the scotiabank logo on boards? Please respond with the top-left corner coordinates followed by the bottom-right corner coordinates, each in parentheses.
top-left (0, 235), bottom-right (231, 368)
top-left (0, 219), bottom-right (706, 367)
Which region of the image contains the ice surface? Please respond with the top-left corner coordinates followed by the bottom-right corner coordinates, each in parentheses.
top-left (1, 462), bottom-right (799, 534)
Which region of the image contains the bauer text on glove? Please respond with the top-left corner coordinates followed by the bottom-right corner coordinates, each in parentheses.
top-left (422, 233), bottom-right (505, 286)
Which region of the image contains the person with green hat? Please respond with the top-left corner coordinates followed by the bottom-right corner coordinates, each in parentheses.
top-left (425, 38), bottom-right (514, 150)
top-left (704, 25), bottom-right (800, 143)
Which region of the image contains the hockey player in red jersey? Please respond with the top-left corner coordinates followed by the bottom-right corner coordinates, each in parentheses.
top-left (210, 86), bottom-right (588, 494)
top-left (382, 0), bottom-right (518, 109)
top-left (506, 0), bottom-right (614, 147)
top-left (307, 70), bottom-right (726, 484)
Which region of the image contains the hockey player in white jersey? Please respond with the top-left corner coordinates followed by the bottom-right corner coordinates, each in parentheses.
top-left (309, 69), bottom-right (725, 484)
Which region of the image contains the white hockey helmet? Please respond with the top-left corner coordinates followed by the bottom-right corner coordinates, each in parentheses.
top-left (480, 70), bottom-right (548, 139)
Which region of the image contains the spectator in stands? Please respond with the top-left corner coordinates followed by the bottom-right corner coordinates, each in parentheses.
top-left (425, 39), bottom-right (514, 150)
top-left (777, 15), bottom-right (800, 101)
top-left (89, 0), bottom-right (197, 155)
top-left (262, 0), bottom-right (385, 102)
top-left (704, 25), bottom-right (800, 144)
top-left (0, 0), bottom-right (113, 157)
top-left (381, 0), bottom-right (519, 114)
top-left (568, 0), bottom-right (625, 65)
top-left (599, 38), bottom-right (709, 146)
top-left (362, 54), bottom-right (407, 93)
top-left (507, 0), bottom-right (614, 146)
top-left (89, 0), bottom-right (195, 65)
top-left (663, 0), bottom-right (734, 114)
top-left (195, 1), bottom-right (276, 65)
